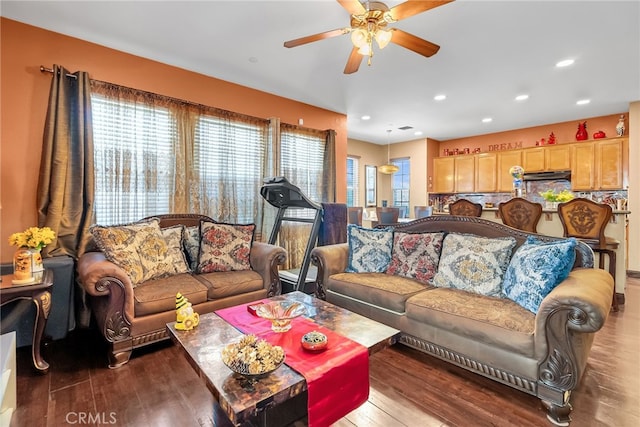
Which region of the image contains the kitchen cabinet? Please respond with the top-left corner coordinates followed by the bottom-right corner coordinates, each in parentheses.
top-left (571, 142), bottom-right (595, 190)
top-left (455, 156), bottom-right (475, 192)
top-left (545, 145), bottom-right (572, 171)
top-left (572, 138), bottom-right (627, 191)
top-left (522, 147), bottom-right (545, 172)
top-left (433, 157), bottom-right (455, 193)
top-left (475, 153), bottom-right (497, 192)
top-left (522, 145), bottom-right (571, 172)
top-left (596, 138), bottom-right (626, 190)
top-left (497, 150), bottom-right (522, 192)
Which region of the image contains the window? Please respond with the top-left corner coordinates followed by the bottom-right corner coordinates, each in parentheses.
top-left (346, 156), bottom-right (359, 207)
top-left (91, 93), bottom-right (176, 224)
top-left (194, 115), bottom-right (267, 223)
top-left (392, 158), bottom-right (410, 218)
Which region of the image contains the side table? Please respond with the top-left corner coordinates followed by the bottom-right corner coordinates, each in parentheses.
top-left (0, 270), bottom-right (53, 373)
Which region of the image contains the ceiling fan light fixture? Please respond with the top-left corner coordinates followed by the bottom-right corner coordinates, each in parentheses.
top-left (358, 43), bottom-right (372, 56)
top-left (375, 28), bottom-right (392, 49)
top-left (351, 28), bottom-right (368, 48)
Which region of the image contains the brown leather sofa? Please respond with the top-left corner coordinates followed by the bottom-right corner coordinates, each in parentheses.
top-left (77, 214), bottom-right (286, 368)
top-left (310, 215), bottom-right (613, 426)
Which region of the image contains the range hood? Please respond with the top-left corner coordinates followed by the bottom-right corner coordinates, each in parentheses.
top-left (522, 170), bottom-right (571, 181)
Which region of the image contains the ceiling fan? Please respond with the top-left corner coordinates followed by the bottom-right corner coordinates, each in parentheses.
top-left (284, 0), bottom-right (454, 74)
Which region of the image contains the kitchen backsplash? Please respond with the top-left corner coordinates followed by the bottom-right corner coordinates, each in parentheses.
top-left (429, 181), bottom-right (628, 212)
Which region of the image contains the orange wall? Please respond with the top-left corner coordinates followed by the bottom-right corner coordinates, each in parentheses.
top-left (439, 113), bottom-right (626, 155)
top-left (0, 18), bottom-right (348, 262)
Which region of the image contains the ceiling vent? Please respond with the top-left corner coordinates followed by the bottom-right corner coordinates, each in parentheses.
top-left (397, 125), bottom-right (413, 131)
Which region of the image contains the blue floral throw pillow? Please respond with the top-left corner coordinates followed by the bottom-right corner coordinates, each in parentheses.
top-left (346, 224), bottom-right (394, 273)
top-left (502, 236), bottom-right (577, 314)
top-left (432, 233), bottom-right (516, 297)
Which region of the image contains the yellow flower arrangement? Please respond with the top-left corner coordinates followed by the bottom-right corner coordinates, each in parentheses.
top-left (8, 226), bottom-right (56, 250)
top-left (539, 189), bottom-right (575, 203)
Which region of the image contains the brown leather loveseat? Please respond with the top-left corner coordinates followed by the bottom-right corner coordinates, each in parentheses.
top-left (77, 214), bottom-right (286, 368)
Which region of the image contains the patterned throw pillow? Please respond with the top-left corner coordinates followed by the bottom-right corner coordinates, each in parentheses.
top-left (502, 236), bottom-right (577, 314)
top-left (183, 225), bottom-right (201, 271)
top-left (433, 233), bottom-right (516, 297)
top-left (198, 221), bottom-right (255, 273)
top-left (160, 225), bottom-right (190, 274)
top-left (386, 232), bottom-right (445, 284)
top-left (90, 218), bottom-right (175, 286)
top-left (346, 224), bottom-right (394, 273)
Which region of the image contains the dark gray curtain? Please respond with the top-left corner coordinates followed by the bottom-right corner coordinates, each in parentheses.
top-left (37, 65), bottom-right (95, 259)
top-left (322, 129), bottom-right (337, 202)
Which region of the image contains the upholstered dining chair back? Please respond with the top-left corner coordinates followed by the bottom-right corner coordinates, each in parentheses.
top-left (498, 198), bottom-right (543, 233)
top-left (414, 206), bottom-right (433, 219)
top-left (347, 207), bottom-right (363, 226)
top-left (449, 199), bottom-right (483, 217)
top-left (375, 207), bottom-right (400, 225)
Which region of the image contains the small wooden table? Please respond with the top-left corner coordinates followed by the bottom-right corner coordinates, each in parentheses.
top-left (1, 270), bottom-right (54, 373)
top-left (167, 291), bottom-right (400, 426)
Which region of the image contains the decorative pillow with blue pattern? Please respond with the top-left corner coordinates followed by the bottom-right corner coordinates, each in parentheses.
top-left (502, 236), bottom-right (577, 314)
top-left (432, 233), bottom-right (516, 297)
top-left (346, 224), bottom-right (394, 273)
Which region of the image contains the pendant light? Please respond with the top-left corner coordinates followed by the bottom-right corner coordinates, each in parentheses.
top-left (379, 129), bottom-right (399, 174)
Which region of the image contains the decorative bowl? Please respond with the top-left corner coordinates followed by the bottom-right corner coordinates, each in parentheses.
top-left (301, 331), bottom-right (328, 352)
top-left (256, 301), bottom-right (306, 333)
top-left (221, 334), bottom-right (285, 379)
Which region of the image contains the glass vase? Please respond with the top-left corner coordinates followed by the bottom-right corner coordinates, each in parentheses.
top-left (13, 247), bottom-right (34, 283)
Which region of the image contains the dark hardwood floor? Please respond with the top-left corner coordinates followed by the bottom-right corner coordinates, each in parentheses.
top-left (10, 278), bottom-right (640, 427)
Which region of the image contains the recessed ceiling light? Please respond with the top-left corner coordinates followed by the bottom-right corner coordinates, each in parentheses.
top-left (515, 94), bottom-right (529, 101)
top-left (361, 115), bottom-right (371, 120)
top-left (576, 99), bottom-right (591, 105)
top-left (434, 94), bottom-right (446, 101)
top-left (414, 131), bottom-right (423, 136)
top-left (556, 59), bottom-right (575, 68)
top-left (482, 118), bottom-right (493, 123)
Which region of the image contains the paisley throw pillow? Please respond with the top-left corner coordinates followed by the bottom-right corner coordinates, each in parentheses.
top-left (432, 233), bottom-right (516, 297)
top-left (386, 232), bottom-right (445, 284)
top-left (502, 236), bottom-right (577, 313)
top-left (346, 224), bottom-right (394, 273)
top-left (198, 221), bottom-right (255, 273)
top-left (90, 218), bottom-right (175, 286)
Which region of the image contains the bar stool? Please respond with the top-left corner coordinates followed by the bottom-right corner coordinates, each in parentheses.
top-left (449, 199), bottom-right (483, 217)
top-left (557, 198), bottom-right (619, 311)
top-left (498, 198), bottom-right (543, 233)
top-left (414, 206), bottom-right (433, 218)
top-left (347, 207), bottom-right (363, 225)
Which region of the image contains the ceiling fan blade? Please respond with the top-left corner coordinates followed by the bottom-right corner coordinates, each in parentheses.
top-left (284, 28), bottom-right (350, 48)
top-left (390, 28), bottom-right (440, 57)
top-left (337, 0), bottom-right (366, 16)
top-left (389, 0), bottom-right (454, 21)
top-left (344, 47), bottom-right (364, 74)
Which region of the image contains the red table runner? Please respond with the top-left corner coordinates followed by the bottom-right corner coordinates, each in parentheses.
top-left (216, 301), bottom-right (369, 427)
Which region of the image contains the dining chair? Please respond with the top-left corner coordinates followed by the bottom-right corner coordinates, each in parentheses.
top-left (449, 199), bottom-right (483, 217)
top-left (375, 207), bottom-right (400, 225)
top-left (414, 206), bottom-right (433, 219)
top-left (557, 198), bottom-right (619, 310)
top-left (498, 198), bottom-right (543, 233)
top-left (347, 207), bottom-right (363, 226)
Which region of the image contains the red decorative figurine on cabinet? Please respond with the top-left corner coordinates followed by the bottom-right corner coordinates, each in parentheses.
top-left (575, 121), bottom-right (588, 141)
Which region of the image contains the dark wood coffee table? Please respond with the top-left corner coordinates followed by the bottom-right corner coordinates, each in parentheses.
top-left (167, 291), bottom-right (400, 427)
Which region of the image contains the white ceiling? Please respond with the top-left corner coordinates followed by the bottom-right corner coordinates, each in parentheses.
top-left (2, 0), bottom-right (639, 144)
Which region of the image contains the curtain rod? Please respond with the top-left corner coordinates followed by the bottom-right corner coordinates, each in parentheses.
top-left (40, 65), bottom-right (77, 79)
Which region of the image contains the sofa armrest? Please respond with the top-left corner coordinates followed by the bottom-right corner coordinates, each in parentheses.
top-left (310, 243), bottom-right (349, 300)
top-left (250, 242), bottom-right (287, 296)
top-left (534, 268), bottom-right (613, 400)
top-left (76, 251), bottom-right (135, 341)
